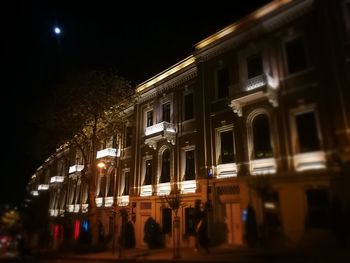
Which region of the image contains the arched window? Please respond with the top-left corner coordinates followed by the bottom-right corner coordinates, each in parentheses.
top-left (252, 114), bottom-right (273, 159)
top-left (160, 149), bottom-right (171, 183)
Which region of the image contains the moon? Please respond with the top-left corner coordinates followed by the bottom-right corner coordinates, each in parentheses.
top-left (54, 27), bottom-right (61, 35)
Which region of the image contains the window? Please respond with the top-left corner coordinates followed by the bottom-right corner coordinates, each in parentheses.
top-left (306, 189), bottom-right (330, 228)
top-left (123, 172), bottom-right (130, 195)
top-left (184, 93), bottom-right (194, 120)
top-left (285, 36), bottom-right (307, 74)
top-left (247, 54), bottom-right (263, 79)
top-left (144, 159), bottom-right (153, 185)
top-left (184, 150), bottom-right (195, 180)
top-left (125, 126), bottom-right (133, 148)
top-left (295, 112), bottom-right (320, 153)
top-left (217, 67), bottom-right (230, 99)
top-left (162, 208), bottom-right (172, 234)
top-left (162, 103), bottom-right (171, 122)
top-left (252, 114), bottom-right (273, 159)
top-left (146, 110), bottom-right (153, 127)
top-left (107, 171), bottom-right (115, 196)
top-left (160, 149), bottom-right (171, 183)
top-left (185, 207), bottom-right (196, 235)
top-left (220, 130), bottom-right (235, 164)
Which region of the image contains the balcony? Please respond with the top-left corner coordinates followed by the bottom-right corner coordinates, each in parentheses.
top-left (156, 182), bottom-right (171, 195)
top-left (180, 180), bottom-right (196, 194)
top-left (144, 121), bottom-right (177, 149)
top-left (293, 151), bottom-right (326, 172)
top-left (50, 176), bottom-right (65, 183)
top-left (245, 74), bottom-right (267, 91)
top-left (250, 158), bottom-right (277, 175)
top-left (104, 197), bottom-right (114, 207)
top-left (117, 195), bottom-right (129, 206)
top-left (38, 184), bottom-right (49, 191)
top-left (229, 73), bottom-right (279, 117)
top-left (216, 163), bottom-right (238, 178)
top-left (140, 185), bottom-right (152, 197)
top-left (96, 148), bottom-right (120, 159)
top-left (69, 164), bottom-right (84, 174)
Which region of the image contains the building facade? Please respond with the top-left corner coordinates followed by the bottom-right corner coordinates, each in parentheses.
top-left (27, 0), bottom-right (350, 250)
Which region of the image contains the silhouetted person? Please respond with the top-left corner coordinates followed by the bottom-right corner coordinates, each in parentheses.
top-left (197, 218), bottom-right (210, 253)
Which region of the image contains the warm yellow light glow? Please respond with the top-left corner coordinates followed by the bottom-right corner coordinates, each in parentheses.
top-left (97, 162), bottom-right (106, 169)
top-left (136, 56), bottom-right (195, 93)
top-left (195, 0), bottom-right (292, 50)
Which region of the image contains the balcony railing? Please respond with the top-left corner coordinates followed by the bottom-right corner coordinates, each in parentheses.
top-left (216, 163), bottom-right (238, 178)
top-left (50, 176), bottom-right (65, 183)
top-left (250, 158), bottom-right (277, 175)
top-left (293, 151), bottom-right (326, 172)
top-left (245, 74), bottom-right (267, 91)
top-left (180, 180), bottom-right (196, 194)
top-left (140, 185), bottom-right (152, 197)
top-left (96, 148), bottom-right (120, 159)
top-left (117, 195), bottom-right (129, 206)
top-left (145, 121), bottom-right (176, 136)
top-left (144, 121), bottom-right (177, 148)
top-left (69, 164), bottom-right (84, 174)
top-left (156, 182), bottom-right (171, 196)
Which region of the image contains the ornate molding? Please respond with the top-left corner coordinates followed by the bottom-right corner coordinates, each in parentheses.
top-left (137, 67), bottom-right (197, 103)
top-left (228, 101), bottom-right (243, 117)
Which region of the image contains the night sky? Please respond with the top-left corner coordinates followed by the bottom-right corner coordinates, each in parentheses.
top-left (2, 0), bottom-right (272, 207)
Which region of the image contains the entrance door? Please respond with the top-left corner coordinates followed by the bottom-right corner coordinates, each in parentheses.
top-left (225, 203), bottom-right (243, 245)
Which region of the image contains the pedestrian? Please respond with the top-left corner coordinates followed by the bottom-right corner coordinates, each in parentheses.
top-left (197, 218), bottom-right (210, 253)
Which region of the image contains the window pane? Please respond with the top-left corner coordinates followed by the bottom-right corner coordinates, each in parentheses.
top-left (247, 54), bottom-right (263, 79)
top-left (217, 68), bottom-right (229, 98)
top-left (286, 37), bottom-right (307, 74)
top-left (161, 150), bottom-right (170, 183)
top-left (147, 111), bottom-right (153, 127)
top-left (123, 172), bottom-right (129, 195)
top-left (125, 127), bottom-right (133, 147)
top-left (144, 160), bottom-right (152, 185)
top-left (184, 93), bottom-right (194, 120)
top-left (107, 172), bottom-right (115, 196)
top-left (253, 115), bottom-right (273, 159)
top-left (184, 150), bottom-right (195, 180)
top-left (221, 130), bottom-right (234, 164)
top-left (163, 103), bottom-right (171, 122)
top-left (296, 112), bottom-right (320, 153)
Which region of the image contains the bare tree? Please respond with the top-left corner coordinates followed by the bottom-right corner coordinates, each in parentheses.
top-left (42, 68), bottom-right (134, 244)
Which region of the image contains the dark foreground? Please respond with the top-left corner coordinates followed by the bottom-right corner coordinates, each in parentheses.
top-left (1, 246), bottom-right (349, 263)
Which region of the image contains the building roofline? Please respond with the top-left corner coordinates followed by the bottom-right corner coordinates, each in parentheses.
top-left (136, 55), bottom-right (195, 93)
top-left (195, 0), bottom-right (292, 50)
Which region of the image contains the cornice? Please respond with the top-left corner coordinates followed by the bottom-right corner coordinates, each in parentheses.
top-left (195, 0), bottom-right (314, 62)
top-left (137, 66), bottom-right (197, 104)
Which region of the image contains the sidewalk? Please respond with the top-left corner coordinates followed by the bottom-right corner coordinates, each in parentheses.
top-left (34, 244), bottom-right (350, 263)
top-left (40, 246), bottom-right (264, 262)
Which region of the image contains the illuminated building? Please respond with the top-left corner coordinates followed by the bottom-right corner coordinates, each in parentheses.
top-left (27, 0), bottom-right (350, 250)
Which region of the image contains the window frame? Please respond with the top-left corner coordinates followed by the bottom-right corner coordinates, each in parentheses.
top-left (290, 105), bottom-right (323, 155)
top-left (283, 32), bottom-right (309, 77)
top-left (183, 91), bottom-right (194, 121)
top-left (215, 125), bottom-right (235, 165)
top-left (142, 156), bottom-right (153, 186)
top-left (215, 66), bottom-right (230, 99)
top-left (181, 146), bottom-right (196, 181)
